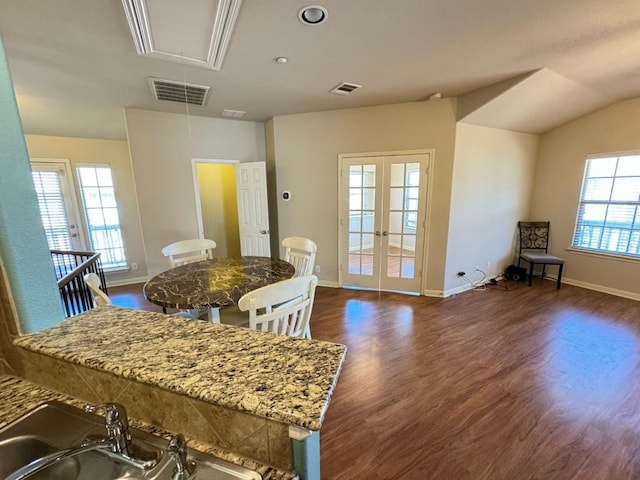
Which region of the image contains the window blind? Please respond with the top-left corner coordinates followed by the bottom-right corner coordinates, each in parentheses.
top-left (573, 154), bottom-right (640, 257)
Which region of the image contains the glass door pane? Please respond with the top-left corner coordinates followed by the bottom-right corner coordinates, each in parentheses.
top-left (385, 162), bottom-right (420, 280)
top-left (348, 164), bottom-right (377, 276)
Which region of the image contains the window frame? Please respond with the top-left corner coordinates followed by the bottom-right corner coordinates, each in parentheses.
top-left (571, 152), bottom-right (640, 260)
top-left (75, 163), bottom-right (128, 271)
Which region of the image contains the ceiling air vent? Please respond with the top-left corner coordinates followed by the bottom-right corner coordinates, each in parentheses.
top-left (149, 78), bottom-right (210, 106)
top-left (221, 109), bottom-right (246, 118)
top-left (330, 82), bottom-right (362, 95)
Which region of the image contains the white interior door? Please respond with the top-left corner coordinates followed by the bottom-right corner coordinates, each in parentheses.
top-left (235, 161), bottom-right (271, 256)
top-left (31, 160), bottom-right (84, 251)
top-left (340, 153), bottom-right (430, 293)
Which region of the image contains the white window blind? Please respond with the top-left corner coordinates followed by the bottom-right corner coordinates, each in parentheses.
top-left (573, 154), bottom-right (640, 258)
top-left (76, 166), bottom-right (127, 269)
top-left (32, 170), bottom-right (74, 250)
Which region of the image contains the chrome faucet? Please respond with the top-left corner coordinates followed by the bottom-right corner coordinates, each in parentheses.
top-left (84, 402), bottom-right (131, 455)
top-left (6, 437), bottom-right (116, 480)
top-left (6, 402), bottom-right (159, 480)
top-left (168, 434), bottom-right (196, 480)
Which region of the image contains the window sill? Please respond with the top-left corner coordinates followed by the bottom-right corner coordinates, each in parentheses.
top-left (566, 247), bottom-right (640, 264)
top-left (103, 266), bottom-right (129, 274)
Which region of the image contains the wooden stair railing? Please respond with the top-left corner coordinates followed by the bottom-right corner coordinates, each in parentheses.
top-left (50, 250), bottom-right (107, 317)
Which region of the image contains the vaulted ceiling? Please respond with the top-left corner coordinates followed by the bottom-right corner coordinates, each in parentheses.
top-left (1, 0), bottom-right (639, 139)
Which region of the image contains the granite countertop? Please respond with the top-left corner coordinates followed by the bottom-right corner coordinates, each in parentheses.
top-left (14, 306), bottom-right (347, 430)
top-left (0, 376), bottom-right (295, 480)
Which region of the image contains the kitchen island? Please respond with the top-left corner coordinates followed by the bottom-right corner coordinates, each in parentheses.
top-left (11, 306), bottom-right (347, 479)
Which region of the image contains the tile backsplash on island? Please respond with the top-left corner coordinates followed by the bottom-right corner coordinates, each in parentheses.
top-left (11, 348), bottom-right (293, 469)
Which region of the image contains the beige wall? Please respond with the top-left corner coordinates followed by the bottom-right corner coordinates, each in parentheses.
top-left (196, 163), bottom-right (240, 258)
top-left (124, 109), bottom-right (266, 276)
top-left (24, 134), bottom-right (148, 284)
top-left (269, 100), bottom-right (458, 293)
top-left (532, 97), bottom-right (640, 298)
top-left (445, 123), bottom-right (538, 293)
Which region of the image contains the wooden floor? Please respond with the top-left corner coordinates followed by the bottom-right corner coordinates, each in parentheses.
top-left (109, 280), bottom-right (640, 479)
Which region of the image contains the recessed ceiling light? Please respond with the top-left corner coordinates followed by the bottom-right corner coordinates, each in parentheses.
top-left (298, 5), bottom-right (328, 25)
top-left (275, 57), bottom-right (289, 64)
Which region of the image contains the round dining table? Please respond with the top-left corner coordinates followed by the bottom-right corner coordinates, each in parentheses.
top-left (143, 256), bottom-right (295, 321)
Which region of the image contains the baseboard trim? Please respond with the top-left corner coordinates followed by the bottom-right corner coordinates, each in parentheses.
top-left (106, 276), bottom-right (149, 288)
top-left (422, 289), bottom-right (445, 298)
top-left (561, 277), bottom-right (640, 302)
top-left (318, 280), bottom-right (339, 288)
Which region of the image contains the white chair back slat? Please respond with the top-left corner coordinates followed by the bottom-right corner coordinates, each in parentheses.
top-left (84, 273), bottom-right (111, 306)
top-left (239, 275), bottom-right (318, 338)
top-left (282, 237), bottom-right (317, 277)
top-left (162, 239), bottom-right (217, 267)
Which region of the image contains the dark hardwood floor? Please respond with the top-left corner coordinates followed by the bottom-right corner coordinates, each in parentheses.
top-left (108, 279), bottom-right (640, 479)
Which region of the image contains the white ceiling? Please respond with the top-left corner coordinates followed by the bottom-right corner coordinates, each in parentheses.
top-left (1, 0), bottom-right (639, 140)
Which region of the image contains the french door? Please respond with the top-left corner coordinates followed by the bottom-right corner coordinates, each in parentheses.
top-left (31, 160), bottom-right (84, 251)
top-left (340, 152), bottom-right (430, 293)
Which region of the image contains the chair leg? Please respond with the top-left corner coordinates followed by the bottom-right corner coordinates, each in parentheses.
top-left (557, 264), bottom-right (563, 289)
top-left (542, 264), bottom-right (547, 279)
top-left (162, 306), bottom-right (167, 314)
top-left (528, 263), bottom-right (534, 287)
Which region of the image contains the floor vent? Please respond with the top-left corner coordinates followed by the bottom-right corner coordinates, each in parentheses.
top-left (149, 78), bottom-right (210, 106)
top-left (330, 82), bottom-right (362, 95)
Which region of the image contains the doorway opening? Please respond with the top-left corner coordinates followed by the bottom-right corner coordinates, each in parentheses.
top-left (192, 159), bottom-right (272, 257)
top-left (193, 160), bottom-right (241, 258)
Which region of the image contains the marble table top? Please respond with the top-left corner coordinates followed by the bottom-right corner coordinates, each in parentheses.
top-left (144, 256), bottom-right (295, 310)
top-left (14, 306), bottom-right (347, 430)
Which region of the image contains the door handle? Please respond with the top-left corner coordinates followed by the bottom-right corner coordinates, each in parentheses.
top-left (260, 230), bottom-right (270, 235)
top-left (382, 231), bottom-right (389, 236)
top-left (375, 231), bottom-right (381, 236)
top-left (71, 233), bottom-right (78, 237)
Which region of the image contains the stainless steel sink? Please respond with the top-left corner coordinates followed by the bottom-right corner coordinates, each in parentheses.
top-left (0, 401), bottom-right (262, 480)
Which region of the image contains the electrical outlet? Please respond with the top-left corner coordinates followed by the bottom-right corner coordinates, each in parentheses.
top-left (315, 265), bottom-right (321, 273)
top-left (131, 262), bottom-right (138, 271)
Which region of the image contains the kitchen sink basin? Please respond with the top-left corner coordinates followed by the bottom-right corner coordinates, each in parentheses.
top-left (0, 401), bottom-right (262, 480)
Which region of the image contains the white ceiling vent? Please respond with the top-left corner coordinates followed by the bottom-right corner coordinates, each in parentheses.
top-left (221, 109), bottom-right (246, 118)
top-left (330, 82), bottom-right (362, 95)
top-left (121, 0), bottom-right (242, 70)
top-left (149, 78), bottom-right (210, 106)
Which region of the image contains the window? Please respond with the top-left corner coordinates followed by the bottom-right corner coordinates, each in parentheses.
top-left (573, 153), bottom-right (640, 258)
top-left (76, 165), bottom-right (127, 269)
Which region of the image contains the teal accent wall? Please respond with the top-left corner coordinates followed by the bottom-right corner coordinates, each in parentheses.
top-left (0, 34), bottom-right (64, 333)
top-left (291, 431), bottom-right (321, 480)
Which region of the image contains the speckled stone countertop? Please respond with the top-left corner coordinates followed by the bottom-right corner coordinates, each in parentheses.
top-left (0, 376), bottom-right (295, 480)
top-left (14, 306), bottom-right (347, 430)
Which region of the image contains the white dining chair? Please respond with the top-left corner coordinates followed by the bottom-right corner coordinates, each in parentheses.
top-left (84, 272), bottom-right (111, 306)
top-left (161, 239), bottom-right (217, 267)
top-left (237, 275), bottom-right (318, 338)
top-left (282, 237), bottom-right (317, 277)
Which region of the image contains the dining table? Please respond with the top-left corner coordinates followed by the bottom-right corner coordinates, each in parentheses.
top-left (143, 256), bottom-right (295, 322)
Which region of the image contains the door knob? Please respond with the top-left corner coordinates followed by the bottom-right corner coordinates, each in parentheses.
top-left (71, 233), bottom-right (78, 237)
top-left (375, 231), bottom-right (381, 236)
top-left (382, 231), bottom-right (389, 236)
top-left (260, 230), bottom-right (270, 234)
